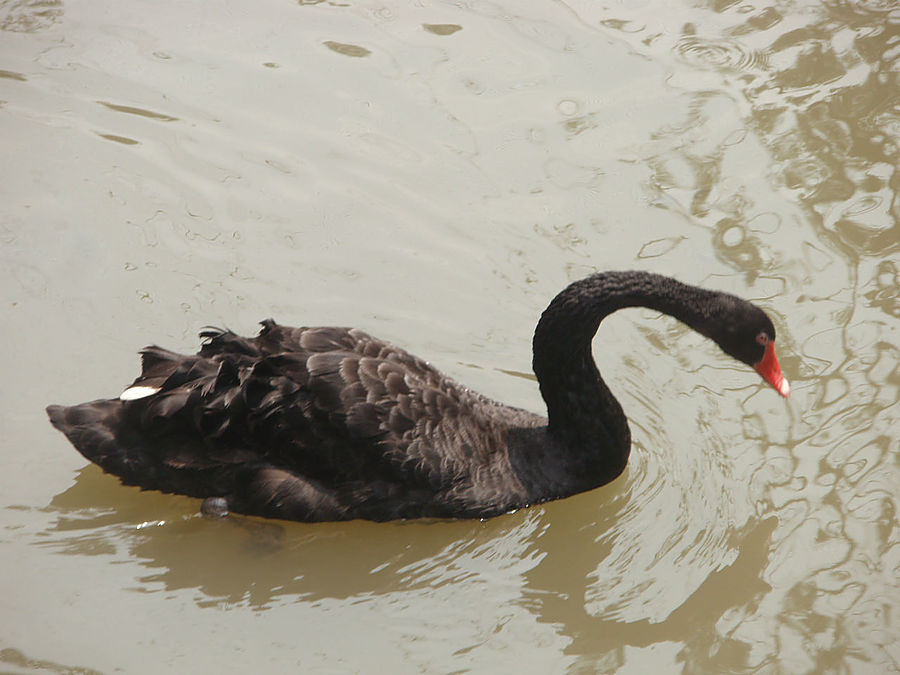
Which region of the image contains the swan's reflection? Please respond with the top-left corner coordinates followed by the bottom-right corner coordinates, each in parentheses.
top-left (44, 451), bottom-right (775, 672)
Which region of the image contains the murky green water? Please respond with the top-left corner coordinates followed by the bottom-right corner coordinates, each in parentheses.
top-left (1, 0), bottom-right (898, 672)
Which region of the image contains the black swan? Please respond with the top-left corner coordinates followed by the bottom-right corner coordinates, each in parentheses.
top-left (47, 270), bottom-right (789, 522)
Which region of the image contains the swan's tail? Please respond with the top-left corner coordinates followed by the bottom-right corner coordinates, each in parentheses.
top-left (46, 400), bottom-right (226, 498)
top-left (48, 400), bottom-right (127, 468)
top-left (46, 401), bottom-right (345, 520)
top-left (46, 341), bottom-right (235, 493)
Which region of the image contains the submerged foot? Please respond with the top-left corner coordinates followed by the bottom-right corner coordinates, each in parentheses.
top-left (201, 496), bottom-right (229, 518)
top-left (201, 496), bottom-right (285, 552)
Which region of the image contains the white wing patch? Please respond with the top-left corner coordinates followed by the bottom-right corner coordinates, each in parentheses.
top-left (119, 385), bottom-right (162, 401)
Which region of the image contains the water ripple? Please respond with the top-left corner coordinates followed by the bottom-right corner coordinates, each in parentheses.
top-left (673, 36), bottom-right (768, 72)
top-left (0, 0), bottom-right (63, 33)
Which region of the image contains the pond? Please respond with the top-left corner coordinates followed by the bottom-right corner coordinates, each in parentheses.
top-left (1, 0), bottom-right (898, 672)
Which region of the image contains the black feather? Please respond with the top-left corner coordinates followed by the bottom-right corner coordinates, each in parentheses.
top-left (47, 271), bottom-right (787, 522)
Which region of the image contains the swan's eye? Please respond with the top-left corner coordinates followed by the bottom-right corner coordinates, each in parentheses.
top-left (756, 332), bottom-right (768, 346)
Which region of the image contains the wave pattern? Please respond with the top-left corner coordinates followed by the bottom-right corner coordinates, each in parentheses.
top-left (2, 0), bottom-right (898, 672)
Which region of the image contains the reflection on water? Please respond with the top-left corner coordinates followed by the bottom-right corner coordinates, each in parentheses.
top-left (42, 459), bottom-right (777, 671)
top-left (1, 0), bottom-right (899, 672)
top-left (0, 647), bottom-right (103, 675)
top-left (575, 1), bottom-right (900, 671)
top-left (44, 467), bottom-right (585, 609)
top-left (0, 0), bottom-right (63, 33)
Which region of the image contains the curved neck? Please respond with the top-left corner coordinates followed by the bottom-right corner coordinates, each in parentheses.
top-left (531, 271), bottom-right (718, 479)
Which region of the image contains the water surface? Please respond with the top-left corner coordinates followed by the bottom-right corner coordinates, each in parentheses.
top-left (1, 0), bottom-right (898, 672)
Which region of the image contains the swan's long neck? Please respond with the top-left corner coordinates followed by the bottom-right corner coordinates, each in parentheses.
top-left (531, 271), bottom-right (718, 480)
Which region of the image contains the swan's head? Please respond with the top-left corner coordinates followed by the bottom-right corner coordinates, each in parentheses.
top-left (707, 295), bottom-right (790, 398)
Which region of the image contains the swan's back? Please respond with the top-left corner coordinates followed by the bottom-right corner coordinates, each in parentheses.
top-left (47, 321), bottom-right (543, 521)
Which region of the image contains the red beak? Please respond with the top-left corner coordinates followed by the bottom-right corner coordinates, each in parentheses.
top-left (754, 341), bottom-right (790, 397)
